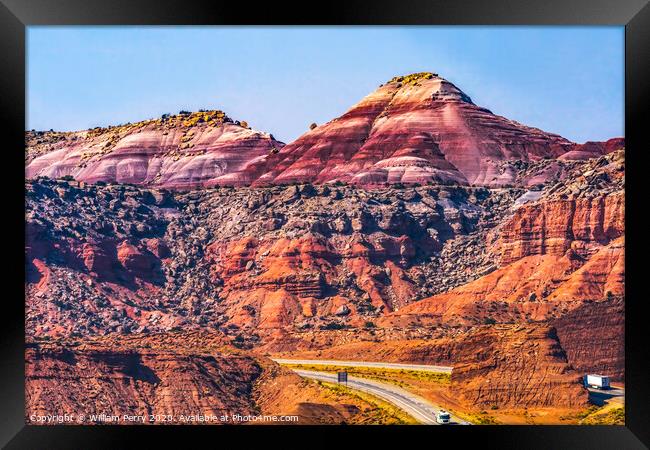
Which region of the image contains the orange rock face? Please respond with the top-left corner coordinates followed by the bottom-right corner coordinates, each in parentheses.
top-left (25, 148), bottom-right (624, 345)
top-left (496, 193), bottom-right (624, 265)
top-left (450, 325), bottom-right (588, 408)
top-left (391, 237), bottom-right (624, 325)
top-left (116, 241), bottom-right (160, 278)
top-left (25, 343), bottom-right (264, 424)
top-left (81, 243), bottom-right (114, 276)
top-left (552, 297), bottom-right (624, 381)
top-left (548, 238), bottom-right (624, 301)
top-left (205, 233), bottom-right (423, 330)
top-left (280, 323), bottom-right (589, 410)
top-left (25, 332), bottom-right (406, 425)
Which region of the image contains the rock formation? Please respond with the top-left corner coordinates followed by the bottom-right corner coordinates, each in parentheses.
top-left (242, 73), bottom-right (578, 187)
top-left (389, 150), bottom-right (624, 321)
top-left (25, 178), bottom-right (520, 339)
top-left (24, 73), bottom-right (625, 419)
top-left (25, 110), bottom-right (284, 189)
top-left (26, 343), bottom-right (263, 423)
top-left (552, 297), bottom-right (625, 381)
top-left (26, 331), bottom-right (402, 425)
top-left (449, 325), bottom-right (588, 408)
top-left (496, 194), bottom-right (624, 266)
top-left (25, 74), bottom-right (622, 190)
top-left (275, 324), bottom-right (589, 410)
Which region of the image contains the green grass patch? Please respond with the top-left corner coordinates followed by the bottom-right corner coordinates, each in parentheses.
top-left (317, 381), bottom-right (417, 425)
top-left (456, 409), bottom-right (500, 425)
top-left (581, 406), bottom-right (625, 425)
top-left (283, 364), bottom-right (451, 388)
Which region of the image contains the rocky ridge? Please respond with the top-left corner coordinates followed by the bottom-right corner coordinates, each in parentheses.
top-left (389, 150), bottom-right (624, 326)
top-left (25, 74), bottom-right (622, 190)
top-left (26, 151), bottom-right (624, 342)
top-left (449, 324), bottom-right (588, 408)
top-left (26, 179), bottom-right (519, 340)
top-left (26, 110), bottom-right (284, 189)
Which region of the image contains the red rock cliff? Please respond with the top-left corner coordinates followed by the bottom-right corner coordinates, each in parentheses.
top-left (450, 324), bottom-right (588, 408)
top-left (552, 297), bottom-right (624, 380)
top-left (496, 193), bottom-right (624, 266)
top-left (25, 343), bottom-right (263, 424)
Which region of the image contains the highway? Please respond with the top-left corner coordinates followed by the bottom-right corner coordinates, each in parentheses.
top-left (272, 358), bottom-right (453, 374)
top-left (587, 385), bottom-right (625, 407)
top-left (292, 369), bottom-right (468, 425)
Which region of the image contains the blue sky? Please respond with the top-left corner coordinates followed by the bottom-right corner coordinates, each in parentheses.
top-left (27, 26), bottom-right (624, 143)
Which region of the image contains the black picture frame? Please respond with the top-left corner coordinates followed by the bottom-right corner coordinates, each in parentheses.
top-left (2, 0), bottom-right (648, 448)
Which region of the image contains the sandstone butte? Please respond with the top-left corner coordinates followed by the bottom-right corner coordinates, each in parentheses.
top-left (25, 72), bottom-right (623, 189)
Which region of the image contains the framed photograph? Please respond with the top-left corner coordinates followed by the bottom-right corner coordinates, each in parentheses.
top-left (2, 0), bottom-right (648, 447)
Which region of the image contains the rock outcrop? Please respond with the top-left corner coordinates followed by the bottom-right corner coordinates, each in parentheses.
top-left (26, 339), bottom-right (264, 424)
top-left (388, 151), bottom-right (624, 329)
top-left (388, 235), bottom-right (623, 326)
top-left (26, 178), bottom-right (520, 339)
top-left (277, 323), bottom-right (589, 410)
top-left (450, 324), bottom-right (588, 408)
top-left (494, 150), bottom-right (625, 265)
top-left (25, 148), bottom-right (624, 345)
top-left (25, 110), bottom-right (284, 189)
top-left (496, 194), bottom-right (624, 266)
top-left (559, 137), bottom-right (624, 161)
top-left (25, 331), bottom-right (407, 425)
top-left (552, 297), bottom-right (625, 381)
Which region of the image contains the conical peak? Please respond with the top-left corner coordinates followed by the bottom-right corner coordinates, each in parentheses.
top-left (386, 72), bottom-right (440, 85)
top-left (384, 72), bottom-right (473, 104)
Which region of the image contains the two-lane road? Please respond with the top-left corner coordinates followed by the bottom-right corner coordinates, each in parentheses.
top-left (287, 367), bottom-right (468, 425)
top-left (271, 358), bottom-right (453, 374)
top-left (587, 385), bottom-right (625, 407)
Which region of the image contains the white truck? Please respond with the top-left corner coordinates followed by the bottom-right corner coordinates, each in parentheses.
top-left (436, 410), bottom-right (451, 424)
top-left (585, 374), bottom-right (610, 389)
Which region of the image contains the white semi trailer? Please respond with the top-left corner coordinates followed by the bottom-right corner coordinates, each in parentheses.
top-left (585, 374), bottom-right (610, 389)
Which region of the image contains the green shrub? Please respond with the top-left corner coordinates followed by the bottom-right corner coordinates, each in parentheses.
top-left (320, 322), bottom-right (346, 330)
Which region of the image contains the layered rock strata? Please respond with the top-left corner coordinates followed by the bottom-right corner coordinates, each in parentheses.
top-left (26, 111), bottom-right (284, 189)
